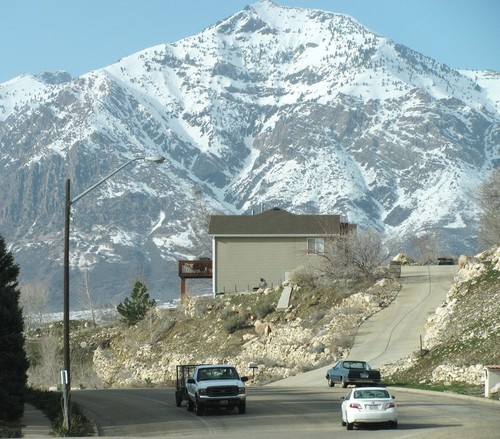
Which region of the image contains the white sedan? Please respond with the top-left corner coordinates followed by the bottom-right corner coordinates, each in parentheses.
top-left (340, 387), bottom-right (398, 430)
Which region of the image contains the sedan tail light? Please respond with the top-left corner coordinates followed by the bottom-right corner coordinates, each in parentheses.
top-left (349, 403), bottom-right (362, 409)
top-left (385, 402), bottom-right (396, 409)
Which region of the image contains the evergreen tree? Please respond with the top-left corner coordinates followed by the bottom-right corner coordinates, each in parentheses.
top-left (0, 234), bottom-right (29, 421)
top-left (116, 281), bottom-right (156, 326)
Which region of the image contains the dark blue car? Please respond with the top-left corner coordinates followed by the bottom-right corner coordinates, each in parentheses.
top-left (326, 360), bottom-right (381, 388)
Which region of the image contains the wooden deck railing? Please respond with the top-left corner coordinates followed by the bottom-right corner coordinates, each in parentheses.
top-left (178, 260), bottom-right (213, 278)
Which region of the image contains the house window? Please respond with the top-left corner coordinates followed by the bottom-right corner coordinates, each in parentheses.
top-left (307, 238), bottom-right (324, 255)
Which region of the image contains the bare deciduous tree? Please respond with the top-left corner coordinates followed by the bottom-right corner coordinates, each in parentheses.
top-left (407, 229), bottom-right (443, 264)
top-left (319, 229), bottom-right (390, 282)
top-left (478, 168), bottom-right (500, 249)
top-left (19, 281), bottom-right (49, 331)
top-left (27, 332), bottom-right (60, 389)
top-left (191, 187), bottom-right (215, 256)
top-left (78, 269), bottom-right (97, 327)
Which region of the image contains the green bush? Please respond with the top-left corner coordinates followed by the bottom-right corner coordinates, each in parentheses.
top-left (25, 388), bottom-right (91, 437)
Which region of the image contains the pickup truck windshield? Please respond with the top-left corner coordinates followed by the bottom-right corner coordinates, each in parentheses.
top-left (197, 367), bottom-right (238, 380)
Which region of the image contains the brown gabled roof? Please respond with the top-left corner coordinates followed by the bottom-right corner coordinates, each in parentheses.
top-left (208, 207), bottom-right (342, 236)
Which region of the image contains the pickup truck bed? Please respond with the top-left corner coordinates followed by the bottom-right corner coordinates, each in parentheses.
top-left (175, 364), bottom-right (197, 407)
top-left (326, 360), bottom-right (381, 388)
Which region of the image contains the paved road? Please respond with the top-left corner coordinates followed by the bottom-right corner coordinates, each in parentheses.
top-left (72, 265), bottom-right (500, 437)
top-left (72, 386), bottom-right (500, 438)
top-left (349, 265), bottom-right (457, 368)
top-left (268, 265), bottom-right (457, 388)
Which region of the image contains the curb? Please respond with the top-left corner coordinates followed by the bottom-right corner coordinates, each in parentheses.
top-left (389, 386), bottom-right (500, 406)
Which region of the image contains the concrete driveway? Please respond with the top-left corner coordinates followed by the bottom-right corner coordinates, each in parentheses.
top-left (268, 265), bottom-right (457, 388)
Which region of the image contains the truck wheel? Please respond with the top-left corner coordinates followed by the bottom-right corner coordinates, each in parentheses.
top-left (341, 376), bottom-right (348, 388)
top-left (195, 397), bottom-right (203, 416)
top-left (238, 402), bottom-right (246, 414)
top-left (187, 398), bottom-right (194, 412)
top-left (327, 377), bottom-right (335, 387)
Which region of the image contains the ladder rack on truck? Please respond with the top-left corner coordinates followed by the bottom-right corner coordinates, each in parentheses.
top-left (175, 364), bottom-right (198, 407)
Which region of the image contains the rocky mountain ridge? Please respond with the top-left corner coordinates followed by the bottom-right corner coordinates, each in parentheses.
top-left (1, 0), bottom-right (499, 309)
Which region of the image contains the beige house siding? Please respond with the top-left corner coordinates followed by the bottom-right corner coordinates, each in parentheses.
top-left (208, 208), bottom-right (355, 296)
top-left (213, 236), bottom-right (324, 293)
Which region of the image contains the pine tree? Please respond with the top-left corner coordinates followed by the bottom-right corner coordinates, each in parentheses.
top-left (116, 281), bottom-right (156, 326)
top-left (0, 234), bottom-right (29, 421)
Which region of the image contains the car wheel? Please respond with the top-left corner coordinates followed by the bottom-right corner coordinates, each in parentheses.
top-left (341, 418), bottom-right (346, 427)
top-left (390, 421), bottom-right (398, 429)
top-left (346, 422), bottom-right (354, 430)
top-left (238, 402), bottom-right (246, 414)
top-left (187, 398), bottom-right (194, 412)
top-left (341, 376), bottom-right (348, 388)
top-left (327, 377), bottom-right (335, 387)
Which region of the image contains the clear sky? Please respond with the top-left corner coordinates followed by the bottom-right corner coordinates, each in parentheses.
top-left (1, 0), bottom-right (499, 84)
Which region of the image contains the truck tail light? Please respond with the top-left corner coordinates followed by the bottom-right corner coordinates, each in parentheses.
top-left (238, 387), bottom-right (246, 395)
top-left (199, 389), bottom-right (207, 396)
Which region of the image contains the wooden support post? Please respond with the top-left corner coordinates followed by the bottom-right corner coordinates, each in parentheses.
top-left (181, 277), bottom-right (186, 304)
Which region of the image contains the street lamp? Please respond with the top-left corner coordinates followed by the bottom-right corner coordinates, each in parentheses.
top-left (62, 155), bottom-right (164, 429)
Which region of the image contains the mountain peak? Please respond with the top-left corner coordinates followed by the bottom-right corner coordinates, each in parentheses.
top-left (1, 1), bottom-right (498, 310)
top-left (35, 71), bottom-right (73, 85)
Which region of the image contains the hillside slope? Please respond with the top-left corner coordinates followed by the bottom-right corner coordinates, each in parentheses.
top-left (27, 247), bottom-right (497, 396)
top-left (385, 247), bottom-right (500, 391)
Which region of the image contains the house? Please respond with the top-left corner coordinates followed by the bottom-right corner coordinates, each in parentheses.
top-left (208, 207), bottom-right (354, 295)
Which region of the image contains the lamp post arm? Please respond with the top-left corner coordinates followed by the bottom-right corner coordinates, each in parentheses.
top-left (71, 157), bottom-right (142, 205)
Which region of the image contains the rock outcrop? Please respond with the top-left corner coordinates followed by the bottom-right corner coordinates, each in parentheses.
top-left (382, 246), bottom-right (500, 387)
top-left (92, 279), bottom-right (400, 386)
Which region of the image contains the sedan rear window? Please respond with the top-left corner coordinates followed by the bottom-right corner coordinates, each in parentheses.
top-left (354, 389), bottom-right (390, 399)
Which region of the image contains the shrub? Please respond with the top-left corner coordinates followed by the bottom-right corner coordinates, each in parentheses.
top-left (220, 308), bottom-right (237, 319)
top-left (254, 303), bottom-right (275, 320)
top-left (223, 314), bottom-right (248, 334)
top-left (289, 266), bottom-right (317, 287)
top-left (25, 388), bottom-right (91, 436)
top-left (193, 297), bottom-right (213, 314)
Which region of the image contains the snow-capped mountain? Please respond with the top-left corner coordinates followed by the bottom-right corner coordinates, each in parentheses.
top-left (1, 0), bottom-right (499, 310)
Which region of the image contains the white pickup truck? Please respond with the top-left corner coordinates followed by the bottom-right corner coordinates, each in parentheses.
top-left (182, 364), bottom-right (248, 415)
